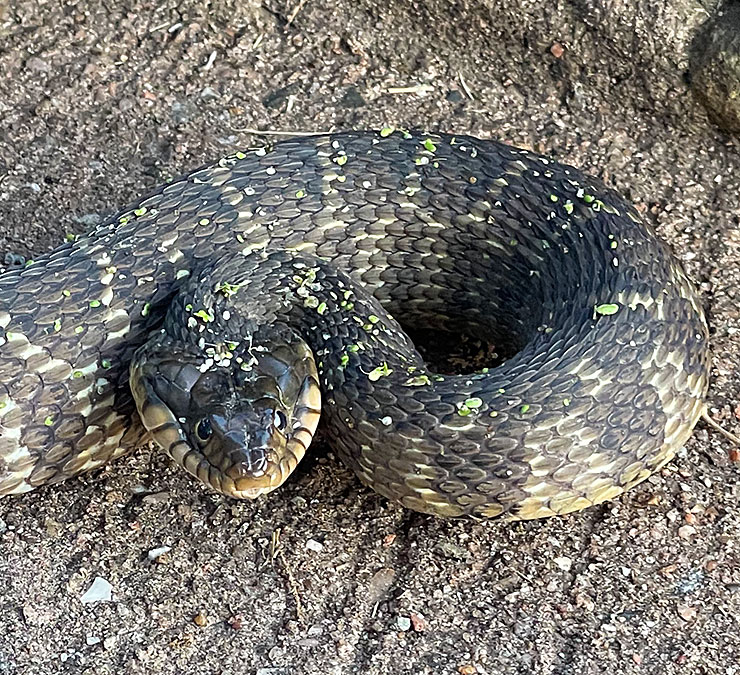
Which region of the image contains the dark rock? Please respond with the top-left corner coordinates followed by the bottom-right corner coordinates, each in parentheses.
top-left (689, 2), bottom-right (740, 134)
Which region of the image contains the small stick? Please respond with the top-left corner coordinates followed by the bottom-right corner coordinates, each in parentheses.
top-left (286, 0), bottom-right (309, 27)
top-left (700, 407), bottom-right (740, 446)
top-left (387, 84), bottom-right (434, 95)
top-left (271, 528), bottom-right (306, 623)
top-left (458, 72), bottom-right (475, 100)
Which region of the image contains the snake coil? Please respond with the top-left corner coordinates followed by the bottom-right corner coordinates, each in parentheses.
top-left (0, 131), bottom-right (709, 519)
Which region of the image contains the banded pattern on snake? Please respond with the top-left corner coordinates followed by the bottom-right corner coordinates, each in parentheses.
top-left (0, 131), bottom-right (709, 519)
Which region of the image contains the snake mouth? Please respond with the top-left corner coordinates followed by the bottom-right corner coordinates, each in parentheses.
top-left (135, 407), bottom-right (317, 499)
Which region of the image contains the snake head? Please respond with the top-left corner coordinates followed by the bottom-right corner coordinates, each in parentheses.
top-left (130, 332), bottom-right (321, 499)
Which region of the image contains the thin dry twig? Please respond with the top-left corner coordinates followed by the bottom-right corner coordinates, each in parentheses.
top-left (286, 0), bottom-right (309, 27)
top-left (386, 84), bottom-right (434, 95)
top-left (271, 528), bottom-right (306, 623)
top-left (458, 72), bottom-right (475, 100)
top-left (700, 408), bottom-right (740, 446)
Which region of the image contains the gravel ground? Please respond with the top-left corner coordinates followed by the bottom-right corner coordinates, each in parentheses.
top-left (1, 1), bottom-right (739, 674)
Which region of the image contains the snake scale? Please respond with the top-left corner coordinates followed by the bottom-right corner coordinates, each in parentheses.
top-left (0, 131), bottom-right (709, 519)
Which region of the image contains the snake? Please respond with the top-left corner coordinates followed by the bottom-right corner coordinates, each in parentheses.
top-left (0, 130), bottom-right (710, 519)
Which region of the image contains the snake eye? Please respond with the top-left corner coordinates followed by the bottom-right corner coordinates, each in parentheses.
top-left (195, 418), bottom-right (213, 443)
top-left (273, 410), bottom-right (287, 431)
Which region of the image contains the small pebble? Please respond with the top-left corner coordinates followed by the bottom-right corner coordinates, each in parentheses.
top-left (80, 577), bottom-right (113, 604)
top-left (550, 42), bottom-right (565, 58)
top-left (396, 616), bottom-right (411, 631)
top-left (553, 556), bottom-right (572, 571)
top-left (678, 525), bottom-right (697, 540)
top-left (676, 604), bottom-right (697, 622)
top-left (367, 567), bottom-right (396, 604)
top-left (305, 538), bottom-right (324, 552)
top-left (200, 86), bottom-right (220, 101)
top-left (142, 491), bottom-right (171, 504)
top-left (409, 612), bottom-right (428, 631)
top-left (147, 545), bottom-right (172, 561)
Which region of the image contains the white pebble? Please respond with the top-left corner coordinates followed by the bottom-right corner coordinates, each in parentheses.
top-left (80, 577), bottom-right (114, 604)
top-left (553, 556), bottom-right (572, 572)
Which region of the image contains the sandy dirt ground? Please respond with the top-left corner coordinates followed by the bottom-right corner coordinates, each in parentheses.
top-left (0, 1), bottom-right (739, 674)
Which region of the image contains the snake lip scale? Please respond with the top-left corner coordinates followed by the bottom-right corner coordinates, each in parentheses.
top-left (0, 130), bottom-right (709, 519)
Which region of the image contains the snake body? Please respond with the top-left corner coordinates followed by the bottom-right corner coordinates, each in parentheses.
top-left (0, 131), bottom-right (709, 519)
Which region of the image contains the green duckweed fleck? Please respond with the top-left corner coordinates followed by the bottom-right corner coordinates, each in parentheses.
top-left (368, 363), bottom-right (393, 381)
top-left (141, 302), bottom-right (151, 317)
top-left (74, 326), bottom-right (84, 334)
top-left (295, 189), bottom-right (306, 198)
top-left (423, 138), bottom-right (437, 152)
top-left (594, 303), bottom-right (619, 316)
top-left (317, 302), bottom-right (327, 315)
top-left (235, 151), bottom-right (247, 160)
top-left (380, 127), bottom-right (395, 137)
top-left (405, 374), bottom-right (431, 386)
top-left (44, 416), bottom-right (54, 426)
top-left (464, 397), bottom-right (483, 409)
top-left (194, 309), bottom-right (214, 322)
top-left (102, 359), bottom-right (112, 369)
top-left (218, 282), bottom-right (240, 298)
top-left (520, 404), bottom-right (530, 414)
top-left (134, 207), bottom-right (147, 216)
top-left (89, 299), bottom-right (101, 308)
top-left (340, 354), bottom-right (349, 367)
top-left (335, 155), bottom-right (348, 166)
top-left (563, 398), bottom-right (571, 406)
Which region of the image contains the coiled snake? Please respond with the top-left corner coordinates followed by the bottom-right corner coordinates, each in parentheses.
top-left (0, 131), bottom-right (709, 519)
